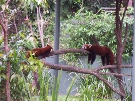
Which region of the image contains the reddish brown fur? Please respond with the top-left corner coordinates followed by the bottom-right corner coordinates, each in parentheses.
top-left (82, 44), bottom-right (114, 65)
top-left (26, 44), bottom-right (52, 58)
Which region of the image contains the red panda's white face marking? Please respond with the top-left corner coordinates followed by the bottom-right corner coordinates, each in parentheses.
top-left (88, 44), bottom-right (92, 48)
top-left (82, 44), bottom-right (92, 50)
top-left (82, 45), bottom-right (87, 49)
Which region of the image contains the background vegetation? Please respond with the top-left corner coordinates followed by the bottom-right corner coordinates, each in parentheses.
top-left (0, 0), bottom-right (133, 100)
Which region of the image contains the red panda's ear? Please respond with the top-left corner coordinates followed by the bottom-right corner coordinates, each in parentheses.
top-left (88, 44), bottom-right (92, 48)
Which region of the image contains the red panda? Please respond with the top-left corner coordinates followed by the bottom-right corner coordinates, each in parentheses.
top-left (26, 44), bottom-right (53, 58)
top-left (82, 44), bottom-right (114, 65)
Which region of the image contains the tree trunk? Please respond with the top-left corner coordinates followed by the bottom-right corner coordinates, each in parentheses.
top-left (0, 18), bottom-right (11, 101)
top-left (115, 0), bottom-right (130, 99)
top-left (116, 45), bottom-right (125, 99)
top-left (5, 61), bottom-right (11, 101)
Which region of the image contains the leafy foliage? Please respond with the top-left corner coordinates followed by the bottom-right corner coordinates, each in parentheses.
top-left (77, 74), bottom-right (113, 100)
top-left (61, 8), bottom-right (133, 60)
top-left (8, 50), bottom-right (53, 100)
top-left (0, 0), bottom-right (133, 100)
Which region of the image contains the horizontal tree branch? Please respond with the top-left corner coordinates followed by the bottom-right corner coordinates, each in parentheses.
top-left (44, 49), bottom-right (131, 97)
top-left (36, 48), bottom-right (132, 97)
top-left (49, 49), bottom-right (89, 56)
top-left (44, 62), bottom-right (126, 97)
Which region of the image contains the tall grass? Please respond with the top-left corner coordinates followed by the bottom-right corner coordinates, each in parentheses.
top-left (65, 76), bottom-right (76, 101)
top-left (52, 70), bottom-right (62, 101)
top-left (76, 73), bottom-right (113, 101)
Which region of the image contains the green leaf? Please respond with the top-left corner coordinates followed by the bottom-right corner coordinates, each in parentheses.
top-left (10, 74), bottom-right (20, 82)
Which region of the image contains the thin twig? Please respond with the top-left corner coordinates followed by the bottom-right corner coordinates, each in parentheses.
top-left (121, 0), bottom-right (129, 24)
top-left (99, 72), bottom-right (131, 76)
top-left (6, 0), bottom-right (11, 5)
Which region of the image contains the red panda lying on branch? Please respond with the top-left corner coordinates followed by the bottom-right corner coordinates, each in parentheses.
top-left (82, 44), bottom-right (114, 65)
top-left (26, 44), bottom-right (53, 58)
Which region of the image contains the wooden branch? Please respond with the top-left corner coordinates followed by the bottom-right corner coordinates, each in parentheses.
top-left (93, 65), bottom-right (132, 72)
top-left (115, 1), bottom-right (129, 99)
top-left (114, 29), bottom-right (121, 45)
top-left (121, 0), bottom-right (129, 24)
top-left (6, 0), bottom-right (11, 5)
top-left (44, 62), bottom-right (126, 97)
top-left (0, 19), bottom-right (6, 34)
top-left (5, 61), bottom-right (11, 101)
top-left (37, 48), bottom-right (132, 97)
top-left (116, 0), bottom-right (121, 29)
top-left (37, 7), bottom-right (45, 47)
top-left (49, 49), bottom-right (89, 56)
top-left (0, 15), bottom-right (11, 101)
top-left (99, 72), bottom-right (131, 76)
